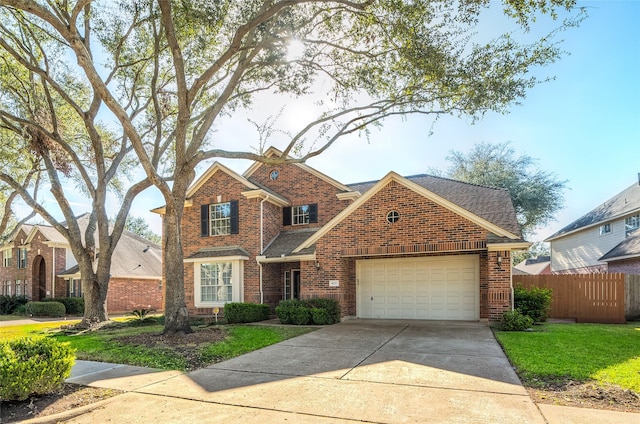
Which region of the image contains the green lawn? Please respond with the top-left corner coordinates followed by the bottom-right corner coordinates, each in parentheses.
top-left (0, 320), bottom-right (316, 371)
top-left (495, 323), bottom-right (640, 392)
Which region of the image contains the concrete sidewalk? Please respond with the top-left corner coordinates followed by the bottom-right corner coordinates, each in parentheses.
top-left (18, 320), bottom-right (640, 424)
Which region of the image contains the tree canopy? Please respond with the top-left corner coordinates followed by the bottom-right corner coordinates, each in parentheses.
top-left (438, 142), bottom-right (567, 238)
top-left (0, 0), bottom-right (583, 333)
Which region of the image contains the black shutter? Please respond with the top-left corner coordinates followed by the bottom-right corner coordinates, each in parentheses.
top-left (309, 203), bottom-right (318, 223)
top-left (230, 200), bottom-right (239, 234)
top-left (283, 207), bottom-right (292, 226)
top-left (201, 204), bottom-right (209, 237)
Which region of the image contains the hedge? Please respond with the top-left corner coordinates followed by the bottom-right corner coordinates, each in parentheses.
top-left (43, 297), bottom-right (85, 315)
top-left (0, 295), bottom-right (29, 315)
top-left (275, 298), bottom-right (340, 325)
top-left (514, 285), bottom-right (552, 323)
top-left (224, 302), bottom-right (270, 323)
top-left (0, 337), bottom-right (75, 401)
top-left (25, 301), bottom-right (66, 318)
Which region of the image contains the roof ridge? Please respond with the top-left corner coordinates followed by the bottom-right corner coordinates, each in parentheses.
top-left (349, 173), bottom-right (510, 193)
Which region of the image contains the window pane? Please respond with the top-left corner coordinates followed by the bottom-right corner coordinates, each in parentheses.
top-left (210, 202), bottom-right (231, 235)
top-left (200, 262), bottom-right (233, 302)
top-left (292, 205), bottom-right (310, 225)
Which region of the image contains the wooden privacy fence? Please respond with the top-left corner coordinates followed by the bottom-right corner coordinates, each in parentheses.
top-left (514, 273), bottom-right (626, 324)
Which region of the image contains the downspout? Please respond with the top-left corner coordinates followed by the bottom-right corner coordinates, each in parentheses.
top-left (51, 247), bottom-right (56, 298)
top-left (509, 251), bottom-right (514, 311)
top-left (258, 195), bottom-right (271, 304)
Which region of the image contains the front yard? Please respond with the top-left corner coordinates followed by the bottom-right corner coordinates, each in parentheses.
top-left (495, 322), bottom-right (640, 411)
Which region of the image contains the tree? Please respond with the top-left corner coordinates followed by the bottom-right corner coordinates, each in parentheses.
top-left (123, 216), bottom-right (161, 245)
top-left (0, 1), bottom-right (583, 334)
top-left (439, 142), bottom-right (566, 237)
top-left (0, 10), bottom-right (150, 327)
top-left (512, 241), bottom-right (550, 265)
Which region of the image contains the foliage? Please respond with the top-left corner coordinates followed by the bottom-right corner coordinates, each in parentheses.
top-left (127, 308), bottom-right (156, 322)
top-left (43, 297), bottom-right (85, 315)
top-left (437, 142), bottom-right (567, 237)
top-left (275, 298), bottom-right (340, 325)
top-left (0, 295), bottom-right (29, 315)
top-left (0, 1), bottom-right (584, 334)
top-left (500, 310), bottom-right (534, 331)
top-left (512, 241), bottom-right (550, 266)
top-left (0, 336), bottom-right (75, 401)
top-left (25, 301), bottom-right (66, 318)
top-left (495, 323), bottom-right (640, 392)
top-left (123, 216), bottom-right (161, 245)
top-left (224, 302), bottom-right (270, 323)
top-left (514, 285), bottom-right (553, 323)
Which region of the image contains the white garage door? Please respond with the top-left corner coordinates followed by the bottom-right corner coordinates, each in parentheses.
top-left (357, 256), bottom-right (479, 320)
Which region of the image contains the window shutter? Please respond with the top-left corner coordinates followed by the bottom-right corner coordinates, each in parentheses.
top-left (200, 204), bottom-right (209, 237)
top-left (230, 200), bottom-right (239, 234)
top-left (283, 207), bottom-right (292, 226)
top-left (309, 203), bottom-right (318, 223)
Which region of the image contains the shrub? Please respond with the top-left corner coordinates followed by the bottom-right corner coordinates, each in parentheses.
top-left (25, 301), bottom-right (66, 317)
top-left (275, 298), bottom-right (340, 325)
top-left (44, 297), bottom-right (85, 315)
top-left (127, 308), bottom-right (158, 324)
top-left (0, 337), bottom-right (75, 401)
top-left (224, 302), bottom-right (270, 323)
top-left (514, 285), bottom-right (552, 323)
top-left (500, 310), bottom-right (534, 331)
top-left (0, 295), bottom-right (29, 315)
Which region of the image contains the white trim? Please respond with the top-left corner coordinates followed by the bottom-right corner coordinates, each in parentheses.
top-left (188, 161), bottom-right (258, 198)
top-left (601, 253), bottom-right (640, 262)
top-left (487, 242), bottom-right (532, 251)
top-left (193, 259), bottom-right (244, 308)
top-left (545, 206), bottom-right (640, 242)
top-left (293, 172), bottom-right (520, 253)
top-left (242, 146), bottom-right (356, 193)
top-left (256, 254), bottom-right (315, 263)
top-left (184, 255), bottom-right (249, 263)
top-left (241, 189), bottom-right (289, 207)
top-left (336, 191), bottom-right (361, 201)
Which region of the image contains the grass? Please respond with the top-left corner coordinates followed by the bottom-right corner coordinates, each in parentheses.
top-left (0, 319), bottom-right (316, 371)
top-left (495, 323), bottom-right (640, 392)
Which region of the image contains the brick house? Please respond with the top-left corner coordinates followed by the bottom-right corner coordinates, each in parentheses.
top-left (156, 147), bottom-right (529, 322)
top-left (0, 214), bottom-right (162, 313)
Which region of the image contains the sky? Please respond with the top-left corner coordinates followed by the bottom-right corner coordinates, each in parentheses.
top-left (21, 1), bottom-right (640, 245)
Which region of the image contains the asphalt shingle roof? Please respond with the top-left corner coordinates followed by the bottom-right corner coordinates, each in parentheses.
top-left (262, 229), bottom-right (318, 258)
top-left (599, 231), bottom-right (640, 261)
top-left (349, 174), bottom-right (522, 238)
top-left (547, 181), bottom-right (640, 240)
top-left (186, 246), bottom-right (250, 260)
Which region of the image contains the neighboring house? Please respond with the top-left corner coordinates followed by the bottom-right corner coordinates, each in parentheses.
top-left (513, 256), bottom-right (551, 275)
top-left (155, 147), bottom-right (529, 322)
top-left (0, 214), bottom-right (162, 313)
top-left (545, 177), bottom-right (640, 274)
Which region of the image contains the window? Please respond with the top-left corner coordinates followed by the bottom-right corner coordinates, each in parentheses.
top-left (3, 281), bottom-right (11, 296)
top-left (68, 279), bottom-right (83, 298)
top-left (17, 248), bottom-right (27, 269)
top-left (15, 280), bottom-right (22, 296)
top-left (386, 210), bottom-right (400, 224)
top-left (283, 203), bottom-right (318, 226)
top-left (200, 201), bottom-right (239, 236)
top-left (3, 249), bottom-right (12, 267)
top-left (599, 223), bottom-right (611, 235)
top-left (200, 262), bottom-right (232, 303)
top-left (284, 271), bottom-right (291, 300)
top-left (625, 214), bottom-right (640, 237)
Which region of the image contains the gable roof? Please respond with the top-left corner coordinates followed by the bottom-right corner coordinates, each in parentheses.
top-left (294, 172), bottom-right (523, 253)
top-left (243, 146), bottom-right (355, 194)
top-left (261, 229), bottom-right (318, 259)
top-left (58, 230), bottom-right (162, 279)
top-left (187, 161), bottom-right (259, 198)
top-left (514, 256), bottom-right (551, 275)
top-left (546, 180), bottom-right (640, 241)
top-left (349, 174), bottom-right (522, 237)
top-left (599, 231), bottom-right (640, 262)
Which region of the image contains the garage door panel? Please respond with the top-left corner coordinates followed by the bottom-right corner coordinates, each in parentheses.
top-left (357, 256), bottom-right (479, 320)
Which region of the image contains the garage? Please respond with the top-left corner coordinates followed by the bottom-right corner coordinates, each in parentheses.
top-left (356, 255), bottom-right (479, 320)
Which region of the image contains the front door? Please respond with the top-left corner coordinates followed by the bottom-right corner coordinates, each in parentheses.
top-left (292, 270), bottom-right (301, 299)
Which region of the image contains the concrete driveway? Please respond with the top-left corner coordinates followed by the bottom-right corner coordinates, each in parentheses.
top-left (55, 320), bottom-right (543, 423)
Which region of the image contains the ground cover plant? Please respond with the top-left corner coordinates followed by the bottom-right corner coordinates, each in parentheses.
top-left (495, 323), bottom-right (640, 411)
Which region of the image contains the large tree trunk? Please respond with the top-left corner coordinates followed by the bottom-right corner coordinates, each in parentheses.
top-left (162, 205), bottom-right (192, 335)
top-left (78, 262), bottom-right (108, 328)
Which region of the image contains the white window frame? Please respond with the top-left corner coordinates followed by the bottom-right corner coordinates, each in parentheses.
top-left (3, 249), bottom-right (12, 267)
top-left (284, 271), bottom-right (291, 300)
top-left (209, 202), bottom-right (231, 236)
top-left (625, 214), bottom-right (640, 237)
top-left (4, 281), bottom-right (11, 296)
top-left (191, 258), bottom-right (244, 308)
top-left (599, 223), bottom-right (611, 235)
top-left (17, 248), bottom-right (27, 269)
top-left (292, 205), bottom-right (310, 225)
top-left (15, 280), bottom-right (22, 296)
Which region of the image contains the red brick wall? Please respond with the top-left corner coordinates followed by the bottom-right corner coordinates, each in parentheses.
top-left (107, 277), bottom-right (163, 313)
top-left (608, 259), bottom-right (640, 274)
